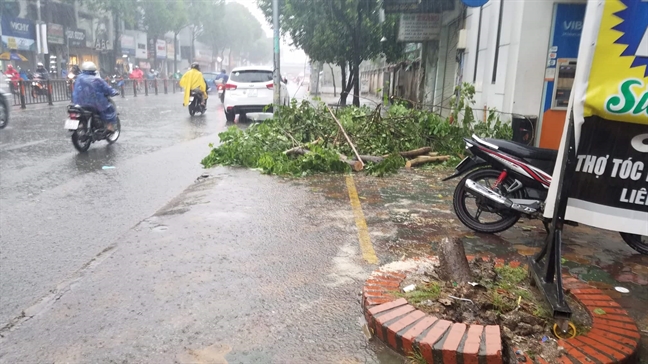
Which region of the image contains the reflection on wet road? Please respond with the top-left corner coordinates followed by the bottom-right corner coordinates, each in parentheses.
top-left (0, 94), bottom-right (228, 326)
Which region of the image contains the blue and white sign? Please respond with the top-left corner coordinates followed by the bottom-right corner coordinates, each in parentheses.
top-left (462, 0), bottom-right (489, 7)
top-left (1, 16), bottom-right (36, 51)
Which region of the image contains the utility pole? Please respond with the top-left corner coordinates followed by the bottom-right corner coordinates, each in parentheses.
top-left (272, 0), bottom-right (281, 113)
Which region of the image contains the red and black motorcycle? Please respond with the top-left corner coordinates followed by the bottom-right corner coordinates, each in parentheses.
top-left (444, 135), bottom-right (648, 254)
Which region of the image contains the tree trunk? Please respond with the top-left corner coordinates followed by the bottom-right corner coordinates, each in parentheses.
top-left (329, 64), bottom-right (336, 97)
top-left (113, 10), bottom-right (121, 72)
top-left (173, 32), bottom-right (178, 74)
top-left (352, 3), bottom-right (362, 107)
top-left (437, 237), bottom-right (473, 283)
top-left (339, 62), bottom-right (348, 106)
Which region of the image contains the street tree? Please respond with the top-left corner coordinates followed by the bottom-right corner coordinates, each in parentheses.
top-left (258, 0), bottom-right (403, 106)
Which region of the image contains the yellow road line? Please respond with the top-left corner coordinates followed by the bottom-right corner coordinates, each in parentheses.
top-left (345, 174), bottom-right (379, 264)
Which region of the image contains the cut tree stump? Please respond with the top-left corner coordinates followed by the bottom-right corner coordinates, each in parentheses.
top-left (438, 237), bottom-right (473, 283)
top-left (405, 155), bottom-right (450, 169)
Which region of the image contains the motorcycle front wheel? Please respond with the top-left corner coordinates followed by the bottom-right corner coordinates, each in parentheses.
top-left (0, 96), bottom-right (8, 129)
top-left (106, 118), bottom-right (121, 145)
top-left (620, 233), bottom-right (648, 255)
top-left (453, 168), bottom-right (525, 234)
top-left (188, 100), bottom-right (196, 116)
top-left (71, 127), bottom-right (91, 152)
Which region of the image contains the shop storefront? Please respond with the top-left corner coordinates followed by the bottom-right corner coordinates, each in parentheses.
top-left (65, 28), bottom-right (91, 67)
top-left (46, 23), bottom-right (65, 77)
top-left (1, 16), bottom-right (36, 70)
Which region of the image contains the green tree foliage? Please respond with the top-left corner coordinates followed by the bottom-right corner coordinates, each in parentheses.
top-left (257, 0), bottom-right (404, 106)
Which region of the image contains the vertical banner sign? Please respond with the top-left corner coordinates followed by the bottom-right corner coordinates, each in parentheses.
top-left (546, 0), bottom-right (648, 236)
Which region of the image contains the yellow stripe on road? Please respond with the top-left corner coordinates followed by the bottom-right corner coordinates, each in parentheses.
top-left (345, 174), bottom-right (379, 264)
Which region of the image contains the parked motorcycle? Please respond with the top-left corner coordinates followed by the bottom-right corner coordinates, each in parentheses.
top-left (65, 96), bottom-right (120, 152)
top-left (216, 81), bottom-right (225, 103)
top-left (188, 88), bottom-right (206, 116)
top-left (444, 134), bottom-right (648, 255)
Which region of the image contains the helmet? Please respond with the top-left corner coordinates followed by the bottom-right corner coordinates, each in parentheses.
top-left (134, 65), bottom-right (139, 69)
top-left (191, 62), bottom-right (200, 70)
top-left (150, 69), bottom-right (155, 72)
top-left (7, 65), bottom-right (14, 70)
top-left (37, 62), bottom-right (44, 68)
top-left (81, 61), bottom-right (97, 73)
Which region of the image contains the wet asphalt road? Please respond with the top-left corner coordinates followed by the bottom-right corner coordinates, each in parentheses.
top-left (0, 93), bottom-right (228, 326)
top-left (0, 86), bottom-right (406, 363)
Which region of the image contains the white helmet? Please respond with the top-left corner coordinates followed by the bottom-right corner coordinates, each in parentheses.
top-left (81, 61), bottom-right (97, 73)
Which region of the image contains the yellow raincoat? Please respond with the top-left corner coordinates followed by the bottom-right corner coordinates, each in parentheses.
top-left (179, 68), bottom-right (207, 106)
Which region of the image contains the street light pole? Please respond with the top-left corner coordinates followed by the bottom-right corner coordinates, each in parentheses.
top-left (272, 0), bottom-right (281, 114)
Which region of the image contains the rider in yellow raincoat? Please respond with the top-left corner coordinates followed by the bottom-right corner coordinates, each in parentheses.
top-left (179, 62), bottom-right (207, 106)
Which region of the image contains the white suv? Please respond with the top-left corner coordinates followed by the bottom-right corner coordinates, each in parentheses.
top-left (223, 66), bottom-right (290, 122)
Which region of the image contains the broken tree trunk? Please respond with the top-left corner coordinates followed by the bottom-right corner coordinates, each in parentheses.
top-left (283, 146), bottom-right (363, 171)
top-left (405, 155), bottom-right (450, 169)
top-left (399, 146), bottom-right (433, 158)
top-left (326, 105), bottom-right (364, 167)
top-left (437, 237), bottom-right (473, 283)
top-left (355, 155), bottom-right (385, 163)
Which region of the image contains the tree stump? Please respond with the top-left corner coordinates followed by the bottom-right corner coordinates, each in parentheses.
top-left (437, 237), bottom-right (473, 283)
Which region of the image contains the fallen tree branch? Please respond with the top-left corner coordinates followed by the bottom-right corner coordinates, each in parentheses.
top-left (326, 105), bottom-right (364, 168)
top-left (399, 146), bottom-right (433, 158)
top-left (405, 155), bottom-right (450, 169)
top-left (355, 155), bottom-right (385, 163)
top-left (283, 146), bottom-right (363, 171)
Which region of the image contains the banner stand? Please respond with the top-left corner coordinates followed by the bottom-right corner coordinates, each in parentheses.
top-left (529, 112), bottom-right (576, 335)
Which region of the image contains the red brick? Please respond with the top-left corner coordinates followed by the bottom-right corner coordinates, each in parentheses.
top-left (366, 278), bottom-right (401, 288)
top-left (588, 328), bottom-right (640, 348)
top-left (366, 297), bottom-right (394, 306)
top-left (593, 318), bottom-right (639, 331)
top-left (461, 325), bottom-right (484, 364)
top-left (598, 314), bottom-right (636, 324)
top-left (576, 335), bottom-right (627, 361)
top-left (481, 256), bottom-right (491, 262)
top-left (562, 341), bottom-right (590, 363)
top-left (569, 288), bottom-right (603, 295)
top-left (386, 310), bottom-right (426, 349)
top-left (509, 261), bottom-right (521, 268)
top-left (368, 298), bottom-right (407, 316)
top-left (375, 305), bottom-right (416, 327)
top-left (597, 324), bottom-right (641, 340)
top-left (576, 294), bottom-right (614, 302)
top-left (466, 255), bottom-right (475, 262)
top-left (584, 307), bottom-right (629, 316)
top-left (571, 338), bottom-right (616, 363)
top-left (579, 299), bottom-right (621, 308)
top-left (442, 323), bottom-right (467, 364)
top-left (401, 316), bottom-right (438, 355)
top-left (364, 284), bottom-right (389, 292)
top-left (537, 358), bottom-right (549, 364)
top-left (377, 271), bottom-right (407, 280)
top-left (419, 320), bottom-right (452, 363)
top-left (557, 356), bottom-right (577, 364)
top-left (483, 325), bottom-right (502, 364)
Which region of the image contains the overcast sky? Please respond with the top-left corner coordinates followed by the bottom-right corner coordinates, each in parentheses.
top-left (229, 0), bottom-right (308, 65)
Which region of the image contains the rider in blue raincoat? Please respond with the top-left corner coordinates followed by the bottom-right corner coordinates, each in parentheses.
top-left (72, 61), bottom-right (119, 132)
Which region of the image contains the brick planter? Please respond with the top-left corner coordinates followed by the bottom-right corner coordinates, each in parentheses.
top-left (362, 258), bottom-right (641, 364)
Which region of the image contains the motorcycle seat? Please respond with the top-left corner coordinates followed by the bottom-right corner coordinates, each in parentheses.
top-left (484, 138), bottom-right (558, 161)
top-left (68, 104), bottom-right (97, 115)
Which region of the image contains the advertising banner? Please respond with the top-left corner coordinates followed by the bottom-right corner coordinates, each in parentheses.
top-left (156, 39), bottom-right (166, 59)
top-left (120, 34), bottom-right (135, 56)
top-left (47, 23), bottom-right (65, 45)
top-left (166, 39), bottom-right (175, 59)
top-left (397, 13), bottom-right (441, 42)
top-left (383, 0), bottom-right (454, 14)
top-left (135, 31), bottom-right (147, 59)
top-left (66, 28), bottom-right (86, 48)
top-left (546, 0), bottom-right (648, 236)
top-left (1, 16), bottom-right (36, 51)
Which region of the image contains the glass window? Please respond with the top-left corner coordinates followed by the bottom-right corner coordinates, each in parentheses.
top-left (230, 70), bottom-right (273, 83)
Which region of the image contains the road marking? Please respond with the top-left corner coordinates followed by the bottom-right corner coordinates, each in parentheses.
top-left (345, 174), bottom-right (379, 264)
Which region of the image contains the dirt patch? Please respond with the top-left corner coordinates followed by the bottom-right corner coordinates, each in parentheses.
top-left (396, 259), bottom-right (592, 363)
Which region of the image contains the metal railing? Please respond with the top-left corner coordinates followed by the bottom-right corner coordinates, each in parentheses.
top-left (8, 78), bottom-right (183, 108)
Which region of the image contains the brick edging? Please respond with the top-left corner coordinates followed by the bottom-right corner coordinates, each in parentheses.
top-left (362, 257), bottom-right (641, 364)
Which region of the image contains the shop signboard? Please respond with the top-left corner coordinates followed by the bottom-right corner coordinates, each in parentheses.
top-left (1, 16), bottom-right (36, 51)
top-left (47, 23), bottom-right (65, 45)
top-left (66, 28), bottom-right (86, 48)
top-left (397, 13), bottom-right (441, 42)
top-left (120, 34), bottom-right (135, 56)
top-left (545, 0), bottom-right (648, 236)
top-left (383, 0), bottom-right (454, 14)
top-left (166, 39), bottom-right (175, 59)
top-left (77, 17), bottom-right (94, 49)
top-left (93, 16), bottom-right (111, 51)
top-left (135, 31), bottom-right (147, 59)
top-left (156, 39), bottom-right (166, 60)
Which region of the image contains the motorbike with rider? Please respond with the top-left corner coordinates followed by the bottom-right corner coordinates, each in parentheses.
top-left (30, 62), bottom-right (50, 98)
top-left (66, 61), bottom-right (120, 152)
top-left (179, 62), bottom-right (208, 116)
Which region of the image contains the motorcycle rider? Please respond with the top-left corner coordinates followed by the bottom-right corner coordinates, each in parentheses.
top-left (179, 62), bottom-right (207, 108)
top-left (72, 61), bottom-right (119, 133)
top-left (4, 65), bottom-right (21, 93)
top-left (129, 65), bottom-right (144, 89)
top-left (33, 62), bottom-right (49, 80)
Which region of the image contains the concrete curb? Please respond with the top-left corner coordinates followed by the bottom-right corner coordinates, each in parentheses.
top-left (361, 256), bottom-right (641, 364)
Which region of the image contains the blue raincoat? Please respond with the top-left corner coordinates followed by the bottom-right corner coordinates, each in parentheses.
top-left (72, 72), bottom-right (119, 124)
